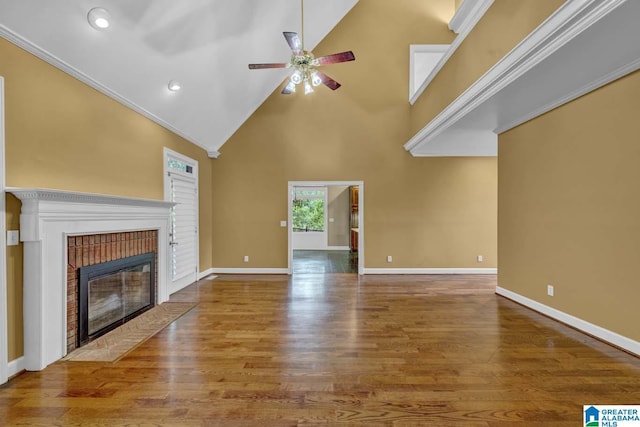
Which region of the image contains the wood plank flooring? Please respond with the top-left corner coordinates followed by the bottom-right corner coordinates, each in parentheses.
top-left (2, 274), bottom-right (639, 426)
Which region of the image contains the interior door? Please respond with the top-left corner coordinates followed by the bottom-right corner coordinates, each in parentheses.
top-left (165, 149), bottom-right (198, 293)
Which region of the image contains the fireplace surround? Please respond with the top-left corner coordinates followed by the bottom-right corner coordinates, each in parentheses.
top-left (8, 188), bottom-right (174, 371)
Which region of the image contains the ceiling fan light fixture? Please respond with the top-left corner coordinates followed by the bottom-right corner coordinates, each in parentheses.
top-left (247, 0), bottom-right (355, 96)
top-left (291, 70), bottom-right (303, 85)
top-left (285, 81), bottom-right (296, 93)
top-left (87, 7), bottom-right (111, 30)
top-left (304, 81), bottom-right (314, 95)
top-left (311, 72), bottom-right (322, 87)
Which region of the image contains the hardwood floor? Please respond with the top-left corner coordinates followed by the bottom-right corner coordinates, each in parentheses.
top-left (293, 250), bottom-right (358, 274)
top-left (2, 274), bottom-right (639, 426)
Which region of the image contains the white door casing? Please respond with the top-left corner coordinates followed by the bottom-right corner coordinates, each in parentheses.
top-left (163, 148), bottom-right (199, 294)
top-left (0, 77), bottom-right (8, 384)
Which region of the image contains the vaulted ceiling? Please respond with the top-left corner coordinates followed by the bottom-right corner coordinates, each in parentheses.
top-left (0, 0), bottom-right (359, 156)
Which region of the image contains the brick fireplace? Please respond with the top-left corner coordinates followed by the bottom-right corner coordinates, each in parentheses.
top-left (8, 188), bottom-right (173, 371)
top-left (66, 231), bottom-right (158, 352)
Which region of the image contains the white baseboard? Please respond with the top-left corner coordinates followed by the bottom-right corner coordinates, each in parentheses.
top-left (8, 356), bottom-right (25, 378)
top-left (211, 268), bottom-right (289, 275)
top-left (363, 268), bottom-right (497, 275)
top-left (496, 286), bottom-right (640, 357)
top-left (198, 268), bottom-right (215, 280)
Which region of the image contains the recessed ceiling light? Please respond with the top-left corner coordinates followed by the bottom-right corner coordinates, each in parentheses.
top-left (87, 8), bottom-right (110, 30)
top-left (168, 80), bottom-right (182, 92)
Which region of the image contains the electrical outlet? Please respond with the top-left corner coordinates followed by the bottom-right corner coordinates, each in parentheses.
top-left (329, 218), bottom-right (335, 223)
top-left (387, 255), bottom-right (392, 263)
top-left (7, 230), bottom-right (19, 246)
top-left (547, 284), bottom-right (554, 296)
top-left (243, 255), bottom-right (249, 263)
top-left (280, 220), bottom-right (287, 227)
top-left (477, 255), bottom-right (483, 262)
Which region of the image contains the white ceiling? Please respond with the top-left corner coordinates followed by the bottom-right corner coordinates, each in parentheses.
top-left (0, 0), bottom-right (358, 156)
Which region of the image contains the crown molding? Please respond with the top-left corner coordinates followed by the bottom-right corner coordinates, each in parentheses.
top-left (0, 25), bottom-right (212, 154)
top-left (405, 0), bottom-right (634, 156)
top-left (208, 150), bottom-right (221, 159)
top-left (449, 0), bottom-right (494, 34)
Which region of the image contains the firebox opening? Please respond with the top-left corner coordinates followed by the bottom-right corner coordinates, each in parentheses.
top-left (78, 252), bottom-right (156, 346)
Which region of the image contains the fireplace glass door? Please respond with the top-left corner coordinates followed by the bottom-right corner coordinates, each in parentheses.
top-left (87, 263), bottom-right (152, 336)
top-left (79, 252), bottom-right (155, 345)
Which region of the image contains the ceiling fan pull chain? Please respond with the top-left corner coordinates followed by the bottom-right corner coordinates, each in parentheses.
top-left (301, 0), bottom-right (305, 51)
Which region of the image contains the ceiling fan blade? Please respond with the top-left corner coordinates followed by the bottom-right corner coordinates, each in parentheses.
top-left (315, 51), bottom-right (355, 65)
top-left (316, 71), bottom-right (341, 91)
top-left (283, 32), bottom-right (303, 55)
top-left (248, 63), bottom-right (288, 70)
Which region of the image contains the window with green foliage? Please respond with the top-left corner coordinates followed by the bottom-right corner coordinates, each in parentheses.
top-left (292, 188), bottom-right (325, 232)
top-left (293, 199), bottom-right (325, 232)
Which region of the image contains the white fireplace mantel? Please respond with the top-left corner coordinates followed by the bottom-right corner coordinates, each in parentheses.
top-left (8, 188), bottom-right (174, 371)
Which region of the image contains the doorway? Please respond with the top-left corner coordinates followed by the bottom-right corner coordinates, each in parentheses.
top-left (288, 181), bottom-right (364, 275)
top-left (163, 148), bottom-right (199, 294)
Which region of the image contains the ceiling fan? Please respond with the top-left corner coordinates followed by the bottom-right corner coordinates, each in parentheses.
top-left (248, 0), bottom-right (355, 95)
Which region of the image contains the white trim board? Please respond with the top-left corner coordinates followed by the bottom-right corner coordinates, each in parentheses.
top-left (409, 44), bottom-right (449, 101)
top-left (0, 76), bottom-right (7, 385)
top-left (325, 246), bottom-right (351, 251)
top-left (496, 286), bottom-right (640, 357)
top-left (211, 268), bottom-right (289, 275)
top-left (198, 268), bottom-right (216, 280)
top-left (7, 357), bottom-right (24, 379)
top-left (364, 268), bottom-right (497, 275)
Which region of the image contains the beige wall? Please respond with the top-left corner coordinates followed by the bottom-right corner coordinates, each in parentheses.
top-left (212, 0), bottom-right (497, 270)
top-left (499, 70), bottom-right (640, 342)
top-left (327, 186), bottom-right (349, 247)
top-left (1, 37), bottom-right (213, 360)
top-left (410, 0), bottom-right (564, 136)
top-left (5, 194), bottom-right (23, 361)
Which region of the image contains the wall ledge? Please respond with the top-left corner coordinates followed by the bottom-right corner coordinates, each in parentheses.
top-left (496, 286), bottom-right (640, 357)
top-left (409, 0), bottom-right (494, 105)
top-left (7, 188), bottom-right (174, 210)
top-left (406, 0), bottom-right (640, 157)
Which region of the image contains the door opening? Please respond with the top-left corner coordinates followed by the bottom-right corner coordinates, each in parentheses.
top-left (288, 181), bottom-right (364, 275)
